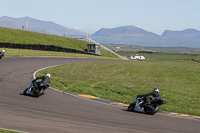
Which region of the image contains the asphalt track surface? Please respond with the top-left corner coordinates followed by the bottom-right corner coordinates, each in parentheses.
top-left (0, 57), bottom-right (199, 133)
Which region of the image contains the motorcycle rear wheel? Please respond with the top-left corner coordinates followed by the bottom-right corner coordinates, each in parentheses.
top-left (127, 102), bottom-right (136, 111)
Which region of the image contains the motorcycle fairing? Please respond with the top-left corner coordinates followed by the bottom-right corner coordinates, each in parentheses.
top-left (25, 82), bottom-right (34, 94)
top-left (134, 97), bottom-right (145, 112)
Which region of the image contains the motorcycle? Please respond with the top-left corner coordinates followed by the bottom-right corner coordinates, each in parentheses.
top-left (0, 50), bottom-right (5, 60)
top-left (23, 81), bottom-right (50, 97)
top-left (127, 95), bottom-right (165, 115)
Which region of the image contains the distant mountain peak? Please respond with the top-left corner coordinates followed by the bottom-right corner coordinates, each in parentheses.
top-left (92, 25), bottom-right (159, 37)
top-left (162, 28), bottom-right (200, 38)
top-left (0, 16), bottom-right (86, 36)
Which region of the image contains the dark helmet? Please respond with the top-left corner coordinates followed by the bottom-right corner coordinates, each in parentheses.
top-left (153, 88), bottom-right (159, 92)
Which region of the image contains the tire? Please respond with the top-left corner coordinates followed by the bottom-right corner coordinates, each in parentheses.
top-left (23, 88), bottom-right (28, 95)
top-left (144, 104), bottom-right (159, 115)
top-left (33, 88), bottom-right (44, 97)
top-left (127, 102), bottom-right (136, 111)
top-left (38, 88), bottom-right (45, 95)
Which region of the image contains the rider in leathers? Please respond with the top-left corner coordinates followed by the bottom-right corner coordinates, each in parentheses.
top-left (140, 88), bottom-right (161, 105)
top-left (0, 50), bottom-right (5, 59)
top-left (32, 74), bottom-right (51, 92)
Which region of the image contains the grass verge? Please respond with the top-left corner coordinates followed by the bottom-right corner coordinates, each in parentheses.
top-left (0, 128), bottom-right (22, 133)
top-left (1, 48), bottom-right (119, 59)
top-left (37, 61), bottom-right (200, 116)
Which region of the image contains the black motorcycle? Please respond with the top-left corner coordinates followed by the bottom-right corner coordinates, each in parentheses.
top-left (0, 50), bottom-right (5, 59)
top-left (23, 81), bottom-right (50, 97)
top-left (127, 95), bottom-right (165, 115)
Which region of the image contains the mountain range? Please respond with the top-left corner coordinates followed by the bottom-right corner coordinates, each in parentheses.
top-left (0, 16), bottom-right (86, 37)
top-left (1, 16), bottom-right (200, 48)
top-left (91, 26), bottom-right (200, 48)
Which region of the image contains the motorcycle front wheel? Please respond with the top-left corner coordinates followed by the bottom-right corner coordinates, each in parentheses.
top-left (33, 88), bottom-right (45, 97)
top-left (144, 104), bottom-right (159, 115)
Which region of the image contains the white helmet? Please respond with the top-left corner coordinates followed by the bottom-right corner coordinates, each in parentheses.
top-left (46, 73), bottom-right (51, 78)
top-left (2, 50), bottom-right (5, 53)
top-left (153, 88), bottom-right (159, 92)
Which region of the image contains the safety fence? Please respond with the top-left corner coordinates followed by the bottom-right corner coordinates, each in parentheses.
top-left (0, 42), bottom-right (94, 55)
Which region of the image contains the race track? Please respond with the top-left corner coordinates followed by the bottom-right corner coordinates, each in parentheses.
top-left (0, 57), bottom-right (199, 133)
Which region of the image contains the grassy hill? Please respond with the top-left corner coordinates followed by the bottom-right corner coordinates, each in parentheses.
top-left (0, 27), bottom-right (118, 58)
top-left (0, 27), bottom-right (88, 50)
top-left (0, 27), bottom-right (87, 51)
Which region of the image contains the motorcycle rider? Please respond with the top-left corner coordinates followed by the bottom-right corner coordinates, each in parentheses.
top-left (0, 50), bottom-right (5, 59)
top-left (139, 88), bottom-right (161, 105)
top-left (32, 73), bottom-right (51, 92)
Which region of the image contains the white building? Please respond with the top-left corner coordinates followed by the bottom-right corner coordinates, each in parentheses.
top-left (128, 54), bottom-right (146, 60)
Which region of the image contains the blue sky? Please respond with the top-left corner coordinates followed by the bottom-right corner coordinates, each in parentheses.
top-left (1, 0), bottom-right (200, 34)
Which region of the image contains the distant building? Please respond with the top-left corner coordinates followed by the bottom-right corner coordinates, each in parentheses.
top-left (127, 54), bottom-right (146, 60)
top-left (116, 47), bottom-right (121, 50)
top-left (87, 44), bottom-right (101, 56)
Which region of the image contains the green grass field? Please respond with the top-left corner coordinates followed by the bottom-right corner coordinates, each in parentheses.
top-left (104, 44), bottom-right (200, 54)
top-left (37, 59), bottom-right (200, 116)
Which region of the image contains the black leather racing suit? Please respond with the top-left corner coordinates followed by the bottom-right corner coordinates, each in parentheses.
top-left (0, 52), bottom-right (4, 59)
top-left (32, 76), bottom-right (50, 91)
top-left (142, 91), bottom-right (161, 104)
